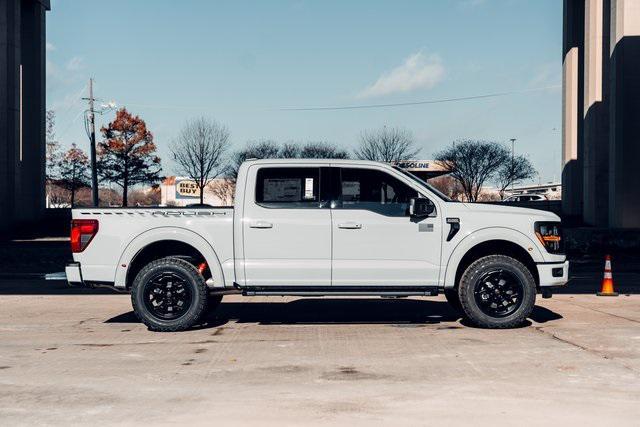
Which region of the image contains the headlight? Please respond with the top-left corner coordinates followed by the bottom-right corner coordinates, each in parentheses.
top-left (534, 221), bottom-right (563, 254)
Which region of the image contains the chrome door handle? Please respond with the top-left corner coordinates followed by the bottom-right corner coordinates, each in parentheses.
top-left (250, 221), bottom-right (273, 229)
top-left (338, 222), bottom-right (362, 229)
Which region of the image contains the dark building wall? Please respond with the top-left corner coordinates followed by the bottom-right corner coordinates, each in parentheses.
top-left (0, 0), bottom-right (49, 236)
top-left (609, 35), bottom-right (640, 228)
top-left (582, 0), bottom-right (610, 227)
top-left (561, 0), bottom-right (585, 219)
top-left (563, 0), bottom-right (640, 229)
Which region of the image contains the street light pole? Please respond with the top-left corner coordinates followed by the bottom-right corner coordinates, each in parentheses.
top-left (83, 79), bottom-right (116, 207)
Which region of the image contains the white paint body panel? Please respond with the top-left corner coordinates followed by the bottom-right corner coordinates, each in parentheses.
top-left (70, 159), bottom-right (568, 291)
top-left (241, 163), bottom-right (332, 287)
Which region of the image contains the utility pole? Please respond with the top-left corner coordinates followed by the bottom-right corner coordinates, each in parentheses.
top-left (510, 138), bottom-right (516, 193)
top-left (83, 78), bottom-right (99, 207)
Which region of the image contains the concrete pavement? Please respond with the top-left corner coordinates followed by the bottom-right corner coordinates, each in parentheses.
top-left (1, 287), bottom-right (639, 426)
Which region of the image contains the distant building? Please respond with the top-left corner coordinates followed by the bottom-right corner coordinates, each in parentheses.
top-left (389, 160), bottom-right (448, 181)
top-left (160, 176), bottom-right (234, 207)
top-left (507, 183), bottom-right (562, 200)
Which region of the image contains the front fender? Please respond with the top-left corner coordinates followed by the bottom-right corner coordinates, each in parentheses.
top-left (442, 227), bottom-right (544, 289)
top-left (113, 227), bottom-right (225, 290)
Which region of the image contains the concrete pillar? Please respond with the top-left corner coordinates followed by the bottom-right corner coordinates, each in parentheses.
top-left (609, 0), bottom-right (640, 228)
top-left (562, 0), bottom-right (585, 218)
top-left (19, 0), bottom-right (47, 223)
top-left (582, 0), bottom-right (610, 226)
top-left (0, 0), bottom-right (20, 235)
top-left (0, 0), bottom-right (49, 236)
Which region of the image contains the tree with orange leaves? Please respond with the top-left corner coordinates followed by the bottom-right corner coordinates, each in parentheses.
top-left (98, 108), bottom-right (162, 207)
top-left (58, 143), bottom-right (90, 207)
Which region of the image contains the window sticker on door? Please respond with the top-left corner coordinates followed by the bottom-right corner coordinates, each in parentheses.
top-left (342, 181), bottom-right (361, 202)
top-left (304, 177), bottom-right (314, 200)
top-left (263, 179), bottom-right (302, 202)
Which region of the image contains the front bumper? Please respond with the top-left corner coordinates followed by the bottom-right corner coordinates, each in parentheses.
top-left (537, 260), bottom-right (569, 287)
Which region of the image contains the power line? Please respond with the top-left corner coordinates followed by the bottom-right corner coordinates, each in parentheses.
top-left (278, 85), bottom-right (561, 111)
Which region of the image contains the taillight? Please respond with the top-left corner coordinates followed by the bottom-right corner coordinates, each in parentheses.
top-left (70, 219), bottom-right (99, 253)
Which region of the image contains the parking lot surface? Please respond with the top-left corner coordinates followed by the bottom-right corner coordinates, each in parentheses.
top-left (1, 283), bottom-right (640, 426)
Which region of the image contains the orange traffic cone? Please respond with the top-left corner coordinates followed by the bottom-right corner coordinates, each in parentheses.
top-left (597, 255), bottom-right (618, 296)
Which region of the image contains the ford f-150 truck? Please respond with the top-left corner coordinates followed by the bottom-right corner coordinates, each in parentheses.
top-left (66, 159), bottom-right (568, 331)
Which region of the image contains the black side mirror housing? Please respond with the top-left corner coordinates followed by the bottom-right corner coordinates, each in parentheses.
top-left (409, 197), bottom-right (435, 218)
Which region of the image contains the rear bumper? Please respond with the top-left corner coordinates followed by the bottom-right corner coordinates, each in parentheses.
top-left (65, 262), bottom-right (84, 286)
top-left (66, 262), bottom-right (123, 292)
top-left (537, 260), bottom-right (569, 287)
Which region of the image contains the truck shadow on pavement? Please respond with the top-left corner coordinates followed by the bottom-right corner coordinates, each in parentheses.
top-left (106, 298), bottom-right (562, 329)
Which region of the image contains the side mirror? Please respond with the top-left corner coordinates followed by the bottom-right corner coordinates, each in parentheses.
top-left (409, 197), bottom-right (435, 218)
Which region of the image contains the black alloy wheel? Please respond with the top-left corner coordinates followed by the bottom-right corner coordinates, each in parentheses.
top-left (143, 271), bottom-right (193, 320)
top-left (458, 255), bottom-right (536, 329)
top-left (131, 257), bottom-right (209, 332)
top-left (473, 269), bottom-right (524, 318)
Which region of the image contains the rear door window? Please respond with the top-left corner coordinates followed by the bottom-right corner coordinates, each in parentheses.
top-left (255, 167), bottom-right (321, 208)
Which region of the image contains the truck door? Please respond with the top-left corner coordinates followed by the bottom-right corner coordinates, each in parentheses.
top-left (242, 165), bottom-right (332, 287)
top-left (331, 166), bottom-right (442, 287)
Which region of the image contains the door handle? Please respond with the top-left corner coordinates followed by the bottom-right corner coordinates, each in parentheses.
top-left (249, 221), bottom-right (273, 229)
top-left (338, 222), bottom-right (362, 229)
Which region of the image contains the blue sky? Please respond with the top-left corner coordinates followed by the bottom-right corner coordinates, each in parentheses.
top-left (47, 0), bottom-right (562, 183)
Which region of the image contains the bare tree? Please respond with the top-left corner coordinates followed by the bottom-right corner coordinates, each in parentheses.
top-left (299, 141), bottom-right (349, 159)
top-left (208, 178), bottom-right (236, 206)
top-left (229, 140), bottom-right (350, 179)
top-left (428, 175), bottom-right (465, 201)
top-left (495, 154), bottom-right (537, 199)
top-left (435, 140), bottom-right (509, 202)
top-left (229, 140), bottom-right (280, 179)
top-left (171, 118), bottom-right (230, 205)
top-left (45, 110), bottom-right (61, 179)
top-left (279, 142), bottom-right (300, 158)
top-left (45, 110), bottom-right (62, 205)
top-left (354, 126), bottom-right (420, 162)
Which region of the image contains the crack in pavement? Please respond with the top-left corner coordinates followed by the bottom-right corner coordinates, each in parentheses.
top-left (564, 300), bottom-right (640, 325)
top-left (532, 326), bottom-right (639, 374)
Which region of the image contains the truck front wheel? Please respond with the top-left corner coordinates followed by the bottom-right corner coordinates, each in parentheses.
top-left (458, 255), bottom-right (536, 329)
top-left (131, 257), bottom-right (209, 332)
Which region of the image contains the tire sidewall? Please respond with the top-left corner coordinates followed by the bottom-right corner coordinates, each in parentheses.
top-left (131, 258), bottom-right (207, 331)
top-left (459, 255), bottom-right (536, 328)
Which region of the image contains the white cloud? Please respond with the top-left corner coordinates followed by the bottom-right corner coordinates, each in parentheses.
top-left (66, 56), bottom-right (85, 71)
top-left (358, 51), bottom-right (445, 98)
top-left (46, 42), bottom-right (56, 52)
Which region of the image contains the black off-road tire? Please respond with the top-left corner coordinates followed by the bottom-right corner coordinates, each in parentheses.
top-left (131, 257), bottom-right (208, 332)
top-left (208, 294), bottom-right (223, 308)
top-left (444, 288), bottom-right (463, 314)
top-left (458, 255), bottom-right (536, 329)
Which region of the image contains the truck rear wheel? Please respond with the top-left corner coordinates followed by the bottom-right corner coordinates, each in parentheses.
top-left (131, 257), bottom-right (208, 332)
top-left (458, 255), bottom-right (536, 329)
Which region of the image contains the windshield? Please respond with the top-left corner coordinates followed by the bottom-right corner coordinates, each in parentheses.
top-left (392, 166), bottom-right (453, 202)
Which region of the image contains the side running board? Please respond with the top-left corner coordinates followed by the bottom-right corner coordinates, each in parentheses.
top-left (240, 286), bottom-right (439, 297)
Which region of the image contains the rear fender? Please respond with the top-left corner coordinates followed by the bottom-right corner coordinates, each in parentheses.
top-left (114, 227), bottom-right (225, 289)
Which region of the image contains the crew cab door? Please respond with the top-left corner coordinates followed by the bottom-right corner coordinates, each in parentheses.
top-left (242, 165), bottom-right (331, 287)
top-left (331, 166), bottom-right (442, 286)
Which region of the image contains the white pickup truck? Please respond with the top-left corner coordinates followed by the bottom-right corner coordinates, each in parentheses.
top-left (66, 159), bottom-right (568, 331)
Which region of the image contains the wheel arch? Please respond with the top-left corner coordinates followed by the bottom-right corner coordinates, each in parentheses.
top-left (114, 227), bottom-right (225, 290)
top-left (443, 228), bottom-right (543, 289)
